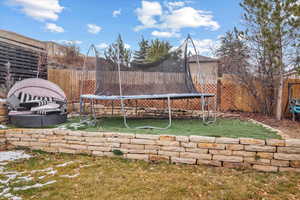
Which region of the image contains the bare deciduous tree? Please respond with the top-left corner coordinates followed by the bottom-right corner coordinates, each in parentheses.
top-left (53, 42), bottom-right (84, 67)
top-left (240, 0), bottom-right (300, 119)
top-left (217, 28), bottom-right (276, 115)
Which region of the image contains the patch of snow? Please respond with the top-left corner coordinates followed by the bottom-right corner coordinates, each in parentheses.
top-left (13, 180), bottom-right (57, 191)
top-left (56, 125), bottom-right (67, 130)
top-left (0, 173), bottom-right (19, 185)
top-left (3, 192), bottom-right (22, 200)
top-left (0, 151), bottom-right (60, 200)
top-left (0, 187), bottom-right (10, 196)
top-left (0, 151), bottom-right (31, 163)
top-left (79, 164), bottom-right (93, 168)
top-left (1, 171), bottom-right (22, 175)
top-left (38, 175), bottom-right (46, 180)
top-left (0, 124), bottom-right (7, 129)
top-left (31, 167), bottom-right (53, 174)
top-left (0, 162), bottom-right (8, 166)
top-left (17, 176), bottom-right (33, 182)
top-left (60, 173), bottom-right (79, 178)
top-left (56, 161), bottom-right (74, 168)
top-left (46, 170), bottom-right (57, 175)
top-left (0, 187), bottom-right (22, 200)
top-left (57, 118), bottom-right (97, 130)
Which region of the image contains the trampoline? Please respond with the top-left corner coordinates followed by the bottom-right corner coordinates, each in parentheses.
top-left (80, 35), bottom-right (217, 129)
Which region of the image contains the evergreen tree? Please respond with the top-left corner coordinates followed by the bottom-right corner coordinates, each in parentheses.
top-left (216, 28), bottom-right (249, 74)
top-left (105, 34), bottom-right (132, 66)
top-left (133, 36), bottom-right (149, 63)
top-left (146, 39), bottom-right (172, 62)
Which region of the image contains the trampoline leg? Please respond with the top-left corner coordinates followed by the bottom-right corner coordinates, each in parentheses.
top-left (121, 96), bottom-right (172, 130)
top-left (200, 97), bottom-right (216, 125)
top-left (209, 95), bottom-right (217, 124)
top-left (200, 96), bottom-right (206, 123)
top-left (293, 112), bottom-right (295, 121)
top-left (90, 99), bottom-right (96, 120)
top-left (135, 99), bottom-right (138, 117)
top-left (79, 97), bottom-right (84, 120)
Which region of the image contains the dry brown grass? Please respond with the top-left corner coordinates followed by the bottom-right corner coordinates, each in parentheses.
top-left (1, 151), bottom-right (300, 200)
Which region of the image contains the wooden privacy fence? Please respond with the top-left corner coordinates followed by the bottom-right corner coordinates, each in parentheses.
top-left (48, 68), bottom-right (218, 111)
top-left (48, 68), bottom-right (300, 116)
top-left (47, 69), bottom-right (218, 99)
top-left (48, 69), bottom-right (94, 102)
top-left (219, 74), bottom-right (261, 113)
top-left (218, 74), bottom-right (300, 116)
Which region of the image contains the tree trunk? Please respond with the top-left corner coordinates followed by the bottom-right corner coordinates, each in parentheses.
top-left (276, 35), bottom-right (284, 120)
top-left (276, 70), bottom-right (283, 120)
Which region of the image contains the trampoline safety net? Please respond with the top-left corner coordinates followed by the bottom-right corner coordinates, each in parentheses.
top-left (94, 38), bottom-right (198, 96)
top-left (80, 36), bottom-right (217, 128)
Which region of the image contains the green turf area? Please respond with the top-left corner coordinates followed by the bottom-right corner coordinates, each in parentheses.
top-left (60, 117), bottom-right (280, 139)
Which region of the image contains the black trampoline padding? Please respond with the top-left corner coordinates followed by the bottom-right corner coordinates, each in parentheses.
top-left (9, 113), bottom-right (67, 128)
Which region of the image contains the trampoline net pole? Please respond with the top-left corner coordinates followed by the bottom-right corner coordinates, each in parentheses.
top-left (189, 36), bottom-right (217, 124)
top-left (80, 45), bottom-right (98, 121)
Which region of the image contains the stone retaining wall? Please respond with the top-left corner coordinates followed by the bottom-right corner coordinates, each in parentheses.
top-left (0, 130), bottom-right (7, 150)
top-left (0, 101), bottom-right (8, 124)
top-left (3, 129), bottom-right (300, 172)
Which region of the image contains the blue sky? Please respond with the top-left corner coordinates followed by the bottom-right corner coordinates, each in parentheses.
top-left (0, 0), bottom-right (243, 55)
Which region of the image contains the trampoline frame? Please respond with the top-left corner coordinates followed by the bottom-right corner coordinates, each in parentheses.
top-left (79, 35), bottom-right (217, 129)
top-left (80, 93), bottom-right (215, 129)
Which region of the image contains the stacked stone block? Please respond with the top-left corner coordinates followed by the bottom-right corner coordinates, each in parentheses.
top-left (0, 130), bottom-right (6, 150)
top-left (0, 101), bottom-right (8, 123)
top-left (3, 129), bottom-right (300, 172)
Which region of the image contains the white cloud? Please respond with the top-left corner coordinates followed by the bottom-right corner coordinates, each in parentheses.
top-left (168, 1), bottom-right (186, 7)
top-left (96, 43), bottom-right (130, 50)
top-left (112, 9), bottom-right (121, 17)
top-left (8, 0), bottom-right (64, 21)
top-left (187, 38), bottom-right (219, 56)
top-left (151, 30), bottom-right (180, 38)
top-left (96, 43), bottom-right (108, 49)
top-left (166, 1), bottom-right (186, 10)
top-left (55, 40), bottom-right (82, 45)
top-left (124, 43), bottom-right (131, 49)
top-left (134, 0), bottom-right (162, 31)
top-left (87, 24), bottom-right (102, 34)
top-left (45, 23), bottom-right (64, 33)
top-left (134, 1), bottom-right (220, 37)
top-left (161, 7), bottom-right (220, 31)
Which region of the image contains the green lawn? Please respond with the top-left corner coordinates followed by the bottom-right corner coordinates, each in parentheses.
top-left (1, 151), bottom-right (300, 200)
top-left (60, 117), bottom-right (280, 139)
